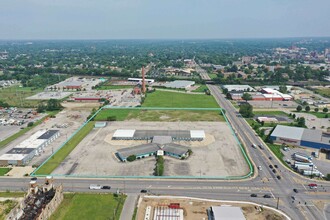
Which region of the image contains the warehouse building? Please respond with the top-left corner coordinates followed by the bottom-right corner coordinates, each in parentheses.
top-left (112, 129), bottom-right (205, 141)
top-left (270, 125), bottom-right (330, 150)
top-left (208, 206), bottom-right (246, 220)
top-left (163, 80), bottom-right (195, 89)
top-left (221, 84), bottom-right (255, 92)
top-left (0, 130), bottom-right (60, 166)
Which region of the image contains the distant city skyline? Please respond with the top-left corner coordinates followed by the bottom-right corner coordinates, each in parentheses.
top-left (0, 0), bottom-right (329, 40)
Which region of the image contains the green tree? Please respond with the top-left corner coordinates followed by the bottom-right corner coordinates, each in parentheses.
top-left (305, 106), bottom-right (310, 112)
top-left (239, 104), bottom-right (254, 118)
top-left (279, 85), bottom-right (287, 94)
top-left (314, 108), bottom-right (319, 113)
top-left (46, 99), bottom-right (63, 111)
top-left (297, 117), bottom-right (306, 127)
top-left (127, 155), bottom-right (136, 162)
top-left (296, 105), bottom-right (302, 112)
top-left (222, 88), bottom-right (229, 95)
top-left (242, 93), bottom-right (252, 102)
top-left (323, 108), bottom-right (329, 113)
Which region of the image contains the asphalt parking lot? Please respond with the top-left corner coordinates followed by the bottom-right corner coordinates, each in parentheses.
top-left (53, 121), bottom-right (250, 177)
top-left (248, 100), bottom-right (298, 109)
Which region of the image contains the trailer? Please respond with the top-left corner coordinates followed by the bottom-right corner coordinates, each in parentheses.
top-left (293, 152), bottom-right (312, 160)
top-left (292, 154), bottom-right (312, 163)
top-left (303, 170), bottom-right (324, 177)
top-left (294, 161), bottom-right (313, 166)
top-left (295, 164), bottom-right (316, 170)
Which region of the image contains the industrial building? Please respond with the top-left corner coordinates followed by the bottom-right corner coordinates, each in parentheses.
top-left (113, 129), bottom-right (202, 161)
top-left (208, 206), bottom-right (246, 220)
top-left (221, 84), bottom-right (255, 92)
top-left (163, 80), bottom-right (195, 89)
top-left (112, 129), bottom-right (205, 141)
top-left (270, 125), bottom-right (330, 150)
top-left (0, 130), bottom-right (60, 166)
top-left (128, 78), bottom-right (155, 84)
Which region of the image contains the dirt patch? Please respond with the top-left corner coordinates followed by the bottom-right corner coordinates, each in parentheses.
top-left (6, 166), bottom-right (34, 177)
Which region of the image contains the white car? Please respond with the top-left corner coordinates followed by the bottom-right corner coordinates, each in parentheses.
top-left (258, 166), bottom-right (262, 171)
top-left (89, 184), bottom-right (102, 190)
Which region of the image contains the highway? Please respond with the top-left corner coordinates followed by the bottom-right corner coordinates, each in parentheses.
top-left (0, 84), bottom-right (329, 220)
top-left (196, 65), bottom-right (211, 80)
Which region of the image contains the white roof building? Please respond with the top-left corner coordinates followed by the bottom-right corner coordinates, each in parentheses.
top-left (164, 80), bottom-right (195, 89)
top-left (222, 85), bottom-right (255, 92)
top-left (210, 206), bottom-right (246, 220)
top-left (190, 130), bottom-right (206, 139)
top-left (113, 129), bottom-right (136, 138)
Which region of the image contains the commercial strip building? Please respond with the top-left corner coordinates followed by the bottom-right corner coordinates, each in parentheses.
top-left (208, 206), bottom-right (246, 220)
top-left (221, 85), bottom-right (255, 92)
top-left (0, 130), bottom-right (60, 166)
top-left (163, 80), bottom-right (195, 89)
top-left (270, 125), bottom-right (330, 150)
top-left (114, 129), bottom-right (204, 162)
top-left (228, 87), bottom-right (293, 101)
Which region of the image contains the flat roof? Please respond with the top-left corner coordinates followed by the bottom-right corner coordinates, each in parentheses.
top-left (113, 129), bottom-right (136, 138)
top-left (271, 125), bottom-right (304, 140)
top-left (163, 144), bottom-right (190, 156)
top-left (222, 85), bottom-right (255, 91)
top-left (0, 154), bottom-right (27, 161)
top-left (7, 148), bottom-right (35, 154)
top-left (152, 136), bottom-right (173, 145)
top-left (211, 206), bottom-right (246, 220)
top-left (134, 130), bottom-right (191, 139)
top-left (37, 130), bottom-right (59, 140)
top-left (190, 130), bottom-right (205, 139)
top-left (58, 81), bottom-right (84, 86)
top-left (164, 80), bottom-right (195, 89)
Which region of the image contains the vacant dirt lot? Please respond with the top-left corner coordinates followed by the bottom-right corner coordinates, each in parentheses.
top-left (137, 196), bottom-right (286, 220)
top-left (52, 121), bottom-right (249, 177)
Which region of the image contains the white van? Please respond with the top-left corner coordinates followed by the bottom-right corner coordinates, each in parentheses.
top-left (89, 184), bottom-right (102, 190)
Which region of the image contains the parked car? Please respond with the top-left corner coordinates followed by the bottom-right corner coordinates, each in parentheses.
top-left (89, 184), bottom-right (102, 190)
top-left (250, 194), bottom-right (257, 197)
top-left (263, 194), bottom-right (271, 198)
top-left (101, 186), bottom-right (111, 190)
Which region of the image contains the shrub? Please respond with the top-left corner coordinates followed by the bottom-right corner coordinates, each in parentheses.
top-left (127, 155), bottom-right (136, 162)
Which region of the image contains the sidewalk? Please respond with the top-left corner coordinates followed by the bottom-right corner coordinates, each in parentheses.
top-left (120, 194), bottom-right (138, 220)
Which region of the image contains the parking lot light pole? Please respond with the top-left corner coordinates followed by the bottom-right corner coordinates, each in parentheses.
top-left (309, 164), bottom-right (313, 179)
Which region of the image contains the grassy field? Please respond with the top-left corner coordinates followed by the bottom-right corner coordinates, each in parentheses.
top-left (143, 91), bottom-right (219, 108)
top-left (0, 168), bottom-right (11, 176)
top-left (208, 73), bottom-right (218, 79)
top-left (96, 85), bottom-right (133, 90)
top-left (94, 109), bottom-right (224, 121)
top-left (35, 122), bottom-right (95, 175)
top-left (0, 115), bottom-right (47, 149)
top-left (315, 87), bottom-right (330, 98)
top-left (0, 86), bottom-right (43, 107)
top-left (192, 85), bottom-right (208, 93)
top-left (0, 199), bottom-right (17, 220)
top-left (0, 192), bottom-right (25, 198)
top-left (267, 144), bottom-right (290, 168)
top-left (253, 111), bottom-right (288, 116)
top-left (50, 193), bottom-right (126, 220)
top-left (298, 111), bottom-right (329, 118)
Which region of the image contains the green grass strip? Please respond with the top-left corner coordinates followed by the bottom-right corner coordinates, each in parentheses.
top-left (34, 121), bottom-right (95, 175)
top-left (0, 192), bottom-right (25, 197)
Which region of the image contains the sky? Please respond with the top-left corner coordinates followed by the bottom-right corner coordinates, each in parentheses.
top-left (0, 0), bottom-right (329, 39)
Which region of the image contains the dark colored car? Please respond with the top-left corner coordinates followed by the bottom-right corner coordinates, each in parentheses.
top-left (258, 145), bottom-right (264, 150)
top-left (250, 194), bottom-right (257, 197)
top-left (291, 196), bottom-right (295, 200)
top-left (269, 156), bottom-right (273, 160)
top-left (272, 169), bottom-right (277, 173)
top-left (30, 177), bottom-right (37, 181)
top-left (274, 165), bottom-right (278, 168)
top-left (276, 175), bottom-right (281, 180)
top-left (293, 189), bottom-right (298, 193)
top-left (101, 186), bottom-right (111, 190)
top-left (263, 194), bottom-right (271, 198)
top-left (269, 165), bottom-right (273, 169)
top-left (140, 189), bottom-right (148, 193)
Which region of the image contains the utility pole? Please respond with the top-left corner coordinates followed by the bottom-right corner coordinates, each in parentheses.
top-left (276, 197), bottom-right (280, 209)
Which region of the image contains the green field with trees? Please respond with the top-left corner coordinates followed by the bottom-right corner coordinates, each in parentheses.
top-left (50, 193), bottom-right (126, 220)
top-left (0, 168), bottom-right (11, 176)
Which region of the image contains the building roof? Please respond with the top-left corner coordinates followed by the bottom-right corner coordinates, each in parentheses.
top-left (211, 206), bottom-right (246, 220)
top-left (0, 154), bottom-right (26, 161)
top-left (59, 81), bottom-right (84, 87)
top-left (271, 125), bottom-right (304, 140)
top-left (117, 143), bottom-right (159, 158)
top-left (190, 130), bottom-right (205, 139)
top-left (7, 148), bottom-right (35, 154)
top-left (302, 129), bottom-right (330, 144)
top-left (37, 130), bottom-right (59, 140)
top-left (133, 130), bottom-right (191, 139)
top-left (113, 129), bottom-right (136, 138)
top-left (163, 143), bottom-right (190, 156)
top-left (164, 80), bottom-right (195, 89)
top-left (152, 136), bottom-right (173, 145)
top-left (222, 85), bottom-right (254, 92)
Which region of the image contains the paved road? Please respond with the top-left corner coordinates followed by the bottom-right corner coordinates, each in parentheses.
top-left (207, 84), bottom-right (330, 220)
top-left (196, 65), bottom-right (211, 80)
top-left (119, 194), bottom-right (138, 220)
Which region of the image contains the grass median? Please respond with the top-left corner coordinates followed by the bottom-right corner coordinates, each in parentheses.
top-left (50, 193), bottom-right (126, 220)
top-left (35, 121), bottom-right (95, 175)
